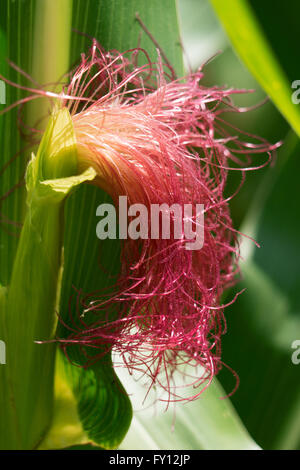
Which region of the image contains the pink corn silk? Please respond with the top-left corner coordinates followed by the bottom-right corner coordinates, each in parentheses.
top-left (61, 41), bottom-right (279, 401)
top-left (0, 40), bottom-right (279, 401)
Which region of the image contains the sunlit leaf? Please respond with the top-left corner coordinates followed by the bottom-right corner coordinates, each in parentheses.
top-left (118, 369), bottom-right (260, 450)
top-left (210, 0), bottom-right (300, 136)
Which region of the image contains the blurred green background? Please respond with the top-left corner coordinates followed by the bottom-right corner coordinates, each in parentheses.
top-left (178, 0), bottom-right (300, 450)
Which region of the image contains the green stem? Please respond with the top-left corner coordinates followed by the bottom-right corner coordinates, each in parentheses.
top-left (0, 200), bottom-right (63, 449)
top-left (0, 107), bottom-right (95, 449)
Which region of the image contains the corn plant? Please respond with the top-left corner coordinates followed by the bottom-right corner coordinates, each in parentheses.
top-left (0, 0), bottom-right (299, 451)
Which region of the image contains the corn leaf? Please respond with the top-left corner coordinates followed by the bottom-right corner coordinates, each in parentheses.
top-left (210, 0), bottom-right (300, 136)
top-left (0, 0), bottom-right (35, 285)
top-left (119, 371), bottom-right (260, 450)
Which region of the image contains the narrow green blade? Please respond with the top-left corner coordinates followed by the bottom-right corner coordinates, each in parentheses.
top-left (210, 0), bottom-right (300, 136)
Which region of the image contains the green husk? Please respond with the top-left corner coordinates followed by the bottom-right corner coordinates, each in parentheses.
top-left (0, 108), bottom-right (95, 449)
